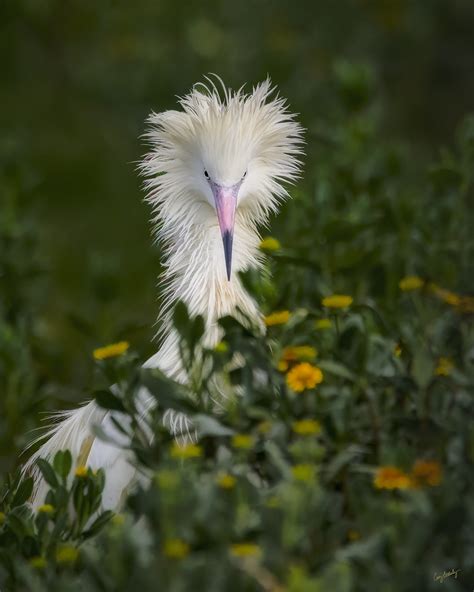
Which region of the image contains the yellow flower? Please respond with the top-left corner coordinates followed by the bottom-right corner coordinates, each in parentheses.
top-left (411, 460), bottom-right (442, 487)
top-left (170, 443), bottom-right (203, 459)
top-left (292, 419), bottom-right (322, 436)
top-left (256, 420), bottom-right (272, 434)
top-left (163, 538), bottom-right (190, 559)
top-left (264, 310), bottom-right (291, 326)
top-left (315, 318), bottom-right (333, 330)
top-left (230, 543), bottom-right (262, 558)
top-left (155, 469), bottom-right (179, 489)
top-left (292, 464), bottom-right (315, 482)
top-left (429, 283), bottom-right (461, 306)
top-left (55, 545), bottom-right (79, 564)
top-left (93, 341), bottom-right (130, 360)
top-left (111, 514), bottom-right (125, 526)
top-left (75, 465), bottom-right (88, 478)
top-left (0, 511), bottom-right (5, 525)
top-left (214, 341), bottom-right (229, 353)
top-left (216, 473), bottom-right (237, 489)
top-left (394, 344), bottom-right (402, 358)
top-left (435, 357), bottom-right (454, 376)
top-left (286, 363), bottom-right (323, 392)
top-left (373, 466), bottom-right (412, 490)
top-left (29, 556), bottom-right (47, 569)
top-left (37, 504), bottom-right (55, 515)
top-left (399, 276), bottom-right (424, 291)
top-left (259, 237), bottom-right (281, 251)
top-left (278, 345), bottom-right (318, 371)
top-left (322, 294), bottom-right (353, 309)
top-left (347, 529), bottom-right (360, 541)
top-left (265, 496), bottom-right (280, 509)
top-left (442, 291), bottom-right (460, 306)
top-left (232, 434), bottom-right (255, 450)
top-left (457, 295), bottom-right (474, 313)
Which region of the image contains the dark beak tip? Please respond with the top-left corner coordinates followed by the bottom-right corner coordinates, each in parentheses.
top-left (222, 230), bottom-right (233, 282)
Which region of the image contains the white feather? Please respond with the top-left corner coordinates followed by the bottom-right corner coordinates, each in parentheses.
top-left (24, 77), bottom-right (304, 510)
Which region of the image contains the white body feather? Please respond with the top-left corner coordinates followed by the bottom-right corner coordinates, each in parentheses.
top-left (24, 77), bottom-right (303, 510)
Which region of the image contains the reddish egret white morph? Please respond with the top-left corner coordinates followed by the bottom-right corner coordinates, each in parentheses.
top-left (25, 77), bottom-right (303, 510)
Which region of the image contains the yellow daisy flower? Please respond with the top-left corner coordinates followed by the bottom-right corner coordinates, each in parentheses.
top-left (428, 283), bottom-right (461, 306)
top-left (373, 466), bottom-right (412, 490)
top-left (170, 443), bottom-right (203, 459)
top-left (256, 420), bottom-right (272, 434)
top-left (399, 276), bottom-right (424, 291)
top-left (264, 310), bottom-right (291, 326)
top-left (286, 363), bottom-right (323, 392)
top-left (216, 473), bottom-right (237, 489)
top-left (230, 543), bottom-right (262, 558)
top-left (55, 545), bottom-right (79, 564)
top-left (265, 496), bottom-right (280, 509)
top-left (292, 464), bottom-right (315, 482)
top-left (278, 345), bottom-right (317, 371)
top-left (410, 460), bottom-right (442, 487)
top-left (315, 318), bottom-right (333, 330)
top-left (111, 514), bottom-right (125, 527)
top-left (292, 419), bottom-right (322, 436)
top-left (214, 341), bottom-right (229, 353)
top-left (155, 469), bottom-right (180, 489)
top-left (37, 504), bottom-right (55, 515)
top-left (75, 466), bottom-right (88, 478)
top-left (259, 237), bottom-right (281, 251)
top-left (29, 556), bottom-right (47, 569)
top-left (457, 295), bottom-right (474, 313)
top-left (232, 434), bottom-right (255, 450)
top-left (93, 341), bottom-right (129, 361)
top-left (435, 357), bottom-right (454, 376)
top-left (347, 529), bottom-right (361, 541)
top-left (163, 539), bottom-right (190, 559)
top-left (321, 294), bottom-right (353, 309)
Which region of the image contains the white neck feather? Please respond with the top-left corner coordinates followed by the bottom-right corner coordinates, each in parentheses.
top-left (140, 79), bottom-right (303, 386)
top-left (144, 208), bottom-right (263, 380)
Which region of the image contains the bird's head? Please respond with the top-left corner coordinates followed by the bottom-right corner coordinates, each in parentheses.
top-left (142, 77), bottom-right (303, 281)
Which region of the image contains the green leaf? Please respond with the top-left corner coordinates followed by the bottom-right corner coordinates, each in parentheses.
top-left (11, 477), bottom-right (33, 507)
top-left (53, 450), bottom-right (72, 480)
top-left (36, 459), bottom-right (59, 489)
top-left (5, 512), bottom-right (32, 538)
top-left (95, 389), bottom-right (126, 412)
top-left (173, 300), bottom-right (190, 338)
top-left (190, 314), bottom-right (205, 347)
top-left (193, 414), bottom-right (234, 437)
top-left (318, 360), bottom-right (357, 382)
top-left (81, 510), bottom-right (114, 539)
top-left (324, 445), bottom-right (366, 482)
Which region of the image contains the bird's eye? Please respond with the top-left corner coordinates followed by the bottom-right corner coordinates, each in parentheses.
top-left (204, 170), bottom-right (210, 180)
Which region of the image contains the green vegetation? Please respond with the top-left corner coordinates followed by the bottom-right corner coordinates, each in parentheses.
top-left (1, 1), bottom-right (473, 590)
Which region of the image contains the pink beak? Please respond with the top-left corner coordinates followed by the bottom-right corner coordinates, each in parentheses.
top-left (210, 181), bottom-right (241, 281)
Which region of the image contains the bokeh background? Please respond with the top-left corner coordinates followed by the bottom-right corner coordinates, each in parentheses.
top-left (1, 0), bottom-right (473, 468)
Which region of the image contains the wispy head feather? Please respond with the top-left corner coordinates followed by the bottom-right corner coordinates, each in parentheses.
top-left (140, 77), bottom-right (304, 246)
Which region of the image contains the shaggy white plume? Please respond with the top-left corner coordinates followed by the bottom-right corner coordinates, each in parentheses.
top-left (141, 77), bottom-right (303, 347)
top-left (141, 77), bottom-right (303, 238)
top-left (24, 77), bottom-right (304, 511)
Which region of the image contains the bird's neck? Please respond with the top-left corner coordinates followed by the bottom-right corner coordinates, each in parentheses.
top-left (144, 213), bottom-right (263, 378)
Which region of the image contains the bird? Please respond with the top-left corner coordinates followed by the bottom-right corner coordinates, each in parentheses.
top-left (24, 76), bottom-right (303, 511)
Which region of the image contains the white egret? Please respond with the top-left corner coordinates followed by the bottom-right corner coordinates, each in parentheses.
top-left (25, 77), bottom-right (303, 510)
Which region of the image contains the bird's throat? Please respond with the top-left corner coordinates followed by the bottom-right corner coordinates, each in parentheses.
top-left (144, 218), bottom-right (263, 379)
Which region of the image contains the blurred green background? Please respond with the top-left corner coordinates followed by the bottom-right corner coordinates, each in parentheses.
top-left (1, 0), bottom-right (473, 466)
